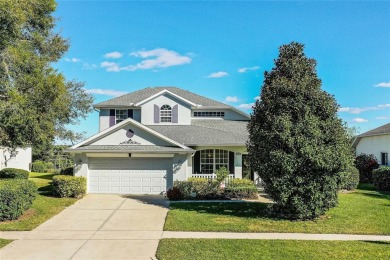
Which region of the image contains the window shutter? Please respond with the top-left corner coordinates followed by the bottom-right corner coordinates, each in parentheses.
top-left (109, 109), bottom-right (115, 127)
top-left (154, 105), bottom-right (160, 123)
top-left (229, 151), bottom-right (235, 175)
top-left (193, 151), bottom-right (200, 174)
top-left (172, 105), bottom-right (178, 123)
top-left (128, 109), bottom-right (133, 119)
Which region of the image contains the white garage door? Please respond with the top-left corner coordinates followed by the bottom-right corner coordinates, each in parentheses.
top-left (88, 158), bottom-right (172, 194)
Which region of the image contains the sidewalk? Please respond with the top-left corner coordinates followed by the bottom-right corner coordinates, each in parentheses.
top-left (2, 230), bottom-right (390, 241)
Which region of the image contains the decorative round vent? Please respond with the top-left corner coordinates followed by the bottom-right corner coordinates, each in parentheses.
top-left (126, 129), bottom-right (134, 138)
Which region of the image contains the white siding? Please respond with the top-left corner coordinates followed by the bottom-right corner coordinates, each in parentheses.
top-left (356, 135), bottom-right (390, 164)
top-left (99, 109), bottom-right (110, 132)
top-left (141, 94), bottom-right (192, 125)
top-left (0, 147), bottom-right (32, 171)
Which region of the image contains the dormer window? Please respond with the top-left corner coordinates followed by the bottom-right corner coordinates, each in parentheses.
top-left (160, 105), bottom-right (172, 122)
top-left (115, 109), bottom-right (128, 124)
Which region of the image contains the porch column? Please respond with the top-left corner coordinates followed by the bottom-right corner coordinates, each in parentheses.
top-left (234, 152), bottom-right (242, 179)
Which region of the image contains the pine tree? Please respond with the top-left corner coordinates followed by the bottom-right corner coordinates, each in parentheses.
top-left (247, 42), bottom-right (353, 219)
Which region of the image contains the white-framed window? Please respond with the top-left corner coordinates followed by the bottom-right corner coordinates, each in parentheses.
top-left (115, 109), bottom-right (128, 124)
top-left (381, 152), bottom-right (388, 166)
top-left (194, 111), bottom-right (225, 117)
top-left (200, 149), bottom-right (229, 174)
top-left (160, 105), bottom-right (172, 122)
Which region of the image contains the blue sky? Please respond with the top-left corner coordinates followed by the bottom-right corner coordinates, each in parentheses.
top-left (55, 1), bottom-right (390, 140)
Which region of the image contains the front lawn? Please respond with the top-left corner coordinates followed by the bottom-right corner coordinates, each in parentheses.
top-left (0, 172), bottom-right (78, 231)
top-left (0, 238), bottom-right (12, 249)
top-left (164, 185), bottom-right (390, 234)
top-left (156, 239), bottom-right (390, 260)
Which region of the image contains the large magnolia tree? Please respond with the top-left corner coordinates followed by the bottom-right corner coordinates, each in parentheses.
top-left (247, 42), bottom-right (353, 219)
top-left (0, 0), bottom-right (93, 161)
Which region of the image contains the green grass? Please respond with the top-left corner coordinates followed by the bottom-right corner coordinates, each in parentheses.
top-left (156, 239), bottom-right (390, 260)
top-left (0, 238), bottom-right (12, 249)
top-left (0, 172), bottom-right (78, 231)
top-left (164, 185), bottom-right (390, 234)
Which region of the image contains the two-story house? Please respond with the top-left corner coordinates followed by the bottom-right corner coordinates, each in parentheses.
top-left (67, 87), bottom-right (250, 194)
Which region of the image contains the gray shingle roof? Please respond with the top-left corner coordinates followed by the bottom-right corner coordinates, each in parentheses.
top-left (94, 86), bottom-right (230, 108)
top-left (148, 119), bottom-right (249, 146)
top-left (358, 123), bottom-right (390, 137)
top-left (68, 145), bottom-right (193, 153)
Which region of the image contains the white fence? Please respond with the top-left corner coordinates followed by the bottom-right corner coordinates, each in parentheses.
top-left (191, 173), bottom-right (235, 185)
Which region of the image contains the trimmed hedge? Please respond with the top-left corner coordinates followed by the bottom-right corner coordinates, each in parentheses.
top-left (228, 178), bottom-right (254, 187)
top-left (339, 166), bottom-right (359, 190)
top-left (0, 168), bottom-right (29, 179)
top-left (373, 166), bottom-right (390, 191)
top-left (224, 186), bottom-right (258, 199)
top-left (52, 175), bottom-right (86, 198)
top-left (0, 179), bottom-right (37, 221)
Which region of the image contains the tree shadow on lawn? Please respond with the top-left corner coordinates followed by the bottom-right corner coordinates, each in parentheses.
top-left (170, 202), bottom-right (285, 220)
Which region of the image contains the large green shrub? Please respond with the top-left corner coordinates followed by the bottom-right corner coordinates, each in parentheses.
top-left (355, 154), bottom-right (379, 183)
top-left (52, 175), bottom-right (86, 198)
top-left (247, 42), bottom-right (354, 220)
top-left (339, 166), bottom-right (359, 190)
top-left (0, 168), bottom-right (29, 179)
top-left (373, 166), bottom-right (390, 191)
top-left (0, 179), bottom-right (37, 221)
top-left (31, 160), bottom-right (47, 173)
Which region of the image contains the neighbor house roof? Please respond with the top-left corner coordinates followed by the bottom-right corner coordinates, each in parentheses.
top-left (352, 123), bottom-right (390, 148)
top-left (94, 86), bottom-right (230, 108)
top-left (69, 145), bottom-right (193, 153)
top-left (148, 119), bottom-right (249, 146)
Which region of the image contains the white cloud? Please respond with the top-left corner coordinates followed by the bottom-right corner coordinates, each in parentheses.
top-left (351, 118), bottom-right (368, 123)
top-left (376, 116), bottom-right (389, 120)
top-left (207, 71), bottom-right (228, 78)
top-left (238, 66), bottom-right (260, 73)
top-left (85, 88), bottom-right (128, 97)
top-left (65, 57), bottom-right (81, 63)
top-left (374, 82), bottom-right (390, 88)
top-left (254, 96), bottom-right (260, 100)
top-left (128, 48), bottom-right (191, 70)
top-left (237, 103), bottom-right (255, 110)
top-left (101, 48), bottom-right (191, 72)
top-left (83, 63), bottom-right (98, 70)
top-left (225, 96), bottom-right (238, 102)
top-left (101, 61), bottom-right (121, 72)
top-left (338, 104), bottom-right (390, 114)
top-left (104, 51), bottom-right (123, 59)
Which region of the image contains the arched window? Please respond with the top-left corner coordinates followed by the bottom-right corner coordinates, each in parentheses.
top-left (160, 105), bottom-right (172, 122)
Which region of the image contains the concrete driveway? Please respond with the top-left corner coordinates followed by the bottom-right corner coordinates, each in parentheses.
top-left (0, 194), bottom-right (169, 260)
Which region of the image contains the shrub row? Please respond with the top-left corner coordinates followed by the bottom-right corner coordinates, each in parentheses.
top-left (31, 160), bottom-right (54, 173)
top-left (0, 168), bottom-right (29, 179)
top-left (355, 154), bottom-right (379, 183)
top-left (52, 175), bottom-right (86, 198)
top-left (0, 179), bottom-right (37, 221)
top-left (339, 166), bottom-right (359, 190)
top-left (373, 166), bottom-right (390, 191)
top-left (167, 178), bottom-right (258, 200)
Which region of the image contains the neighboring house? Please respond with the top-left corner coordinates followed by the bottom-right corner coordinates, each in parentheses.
top-left (0, 146), bottom-right (32, 171)
top-left (352, 123), bottom-right (390, 166)
top-left (67, 87), bottom-right (251, 194)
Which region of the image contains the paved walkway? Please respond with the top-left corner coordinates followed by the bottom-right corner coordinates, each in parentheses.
top-left (0, 194), bottom-right (169, 260)
top-left (162, 231), bottom-right (390, 241)
top-left (1, 195), bottom-right (389, 259)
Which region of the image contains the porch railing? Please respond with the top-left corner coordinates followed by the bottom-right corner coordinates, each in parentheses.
top-left (191, 173), bottom-right (235, 185)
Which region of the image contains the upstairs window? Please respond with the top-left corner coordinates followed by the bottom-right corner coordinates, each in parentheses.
top-left (160, 105), bottom-right (172, 122)
top-left (115, 109), bottom-right (128, 124)
top-left (194, 111), bottom-right (225, 117)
